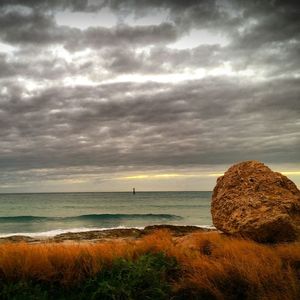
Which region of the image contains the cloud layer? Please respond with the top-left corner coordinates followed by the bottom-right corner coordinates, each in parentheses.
top-left (0, 0), bottom-right (299, 191)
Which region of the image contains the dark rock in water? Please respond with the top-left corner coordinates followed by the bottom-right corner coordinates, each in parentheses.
top-left (0, 235), bottom-right (37, 243)
top-left (53, 228), bottom-right (143, 242)
top-left (0, 226), bottom-right (215, 243)
top-left (211, 160), bottom-right (300, 243)
top-left (53, 226), bottom-right (212, 242)
top-left (143, 225), bottom-right (213, 236)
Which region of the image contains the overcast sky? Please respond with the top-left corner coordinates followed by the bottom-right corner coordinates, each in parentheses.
top-left (0, 0), bottom-right (299, 192)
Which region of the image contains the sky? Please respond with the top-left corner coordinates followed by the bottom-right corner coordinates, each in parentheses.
top-left (0, 0), bottom-right (299, 192)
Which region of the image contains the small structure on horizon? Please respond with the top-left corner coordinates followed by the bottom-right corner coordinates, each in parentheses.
top-left (133, 188), bottom-right (136, 195)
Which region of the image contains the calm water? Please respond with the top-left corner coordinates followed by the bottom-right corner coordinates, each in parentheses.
top-left (0, 192), bottom-right (213, 236)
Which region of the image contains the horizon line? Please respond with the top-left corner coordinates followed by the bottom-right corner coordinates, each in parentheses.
top-left (0, 190), bottom-right (213, 195)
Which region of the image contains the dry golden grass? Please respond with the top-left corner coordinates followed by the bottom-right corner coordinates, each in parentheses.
top-left (172, 232), bottom-right (300, 299)
top-left (0, 230), bottom-right (299, 299)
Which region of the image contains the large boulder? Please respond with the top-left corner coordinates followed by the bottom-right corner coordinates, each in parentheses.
top-left (211, 160), bottom-right (300, 242)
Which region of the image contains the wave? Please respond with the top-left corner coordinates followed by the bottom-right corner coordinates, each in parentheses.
top-left (0, 216), bottom-right (47, 222)
top-left (0, 213), bottom-right (182, 223)
top-left (0, 226), bottom-right (140, 238)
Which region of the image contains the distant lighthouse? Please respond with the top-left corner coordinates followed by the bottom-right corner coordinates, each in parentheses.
top-left (133, 188), bottom-right (136, 195)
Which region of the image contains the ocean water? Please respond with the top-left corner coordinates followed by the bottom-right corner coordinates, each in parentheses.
top-left (0, 192), bottom-right (213, 237)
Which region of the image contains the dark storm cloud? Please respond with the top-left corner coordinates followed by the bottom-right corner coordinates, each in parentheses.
top-left (0, 0), bottom-right (91, 11)
top-left (0, 54), bottom-right (15, 77)
top-left (106, 0), bottom-right (224, 29)
top-left (0, 0), bottom-right (218, 15)
top-left (100, 45), bottom-right (222, 74)
top-left (0, 10), bottom-right (64, 45)
top-left (0, 0), bottom-right (299, 189)
top-left (0, 7), bottom-right (178, 48)
top-left (65, 22), bottom-right (178, 50)
top-left (0, 78), bottom-right (299, 173)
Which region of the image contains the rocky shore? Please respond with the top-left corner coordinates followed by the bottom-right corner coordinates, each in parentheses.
top-left (0, 224), bottom-right (216, 244)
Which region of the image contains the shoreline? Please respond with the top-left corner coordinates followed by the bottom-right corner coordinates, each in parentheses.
top-left (0, 225), bottom-right (299, 299)
top-left (0, 224), bottom-right (216, 243)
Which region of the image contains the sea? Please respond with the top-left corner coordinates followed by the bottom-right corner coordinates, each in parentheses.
top-left (0, 191), bottom-right (213, 237)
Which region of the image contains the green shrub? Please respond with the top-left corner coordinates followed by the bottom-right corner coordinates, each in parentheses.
top-left (0, 281), bottom-right (48, 300)
top-left (83, 252), bottom-right (178, 300)
top-left (0, 252), bottom-right (178, 300)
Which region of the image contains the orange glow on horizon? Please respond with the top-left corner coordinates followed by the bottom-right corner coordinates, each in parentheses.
top-left (120, 170), bottom-right (300, 180)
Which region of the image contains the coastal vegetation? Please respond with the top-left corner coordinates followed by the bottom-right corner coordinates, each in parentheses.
top-left (0, 230), bottom-right (299, 299)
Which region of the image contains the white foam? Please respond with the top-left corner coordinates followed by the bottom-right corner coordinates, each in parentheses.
top-left (195, 224), bottom-right (216, 229)
top-left (0, 226), bottom-right (142, 238)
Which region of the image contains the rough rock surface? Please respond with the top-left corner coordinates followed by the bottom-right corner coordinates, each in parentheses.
top-left (211, 160), bottom-right (300, 242)
top-left (51, 225), bottom-right (210, 242)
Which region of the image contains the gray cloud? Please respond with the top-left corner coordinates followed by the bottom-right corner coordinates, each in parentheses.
top-left (0, 0), bottom-right (91, 11)
top-left (66, 22), bottom-right (178, 50)
top-left (0, 78), bottom-right (299, 172)
top-left (0, 10), bottom-right (63, 45)
top-left (0, 0), bottom-right (299, 190)
top-left (0, 9), bottom-right (178, 48)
